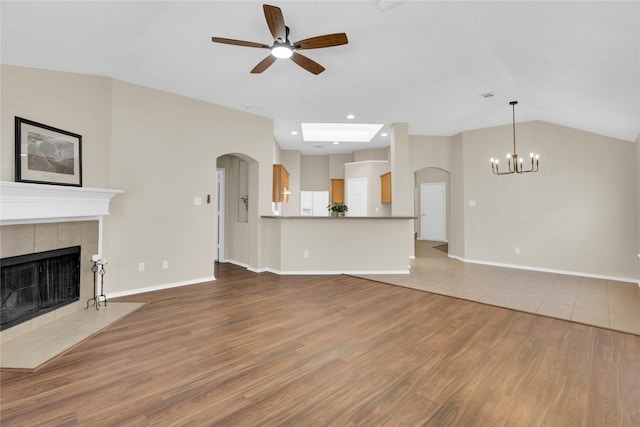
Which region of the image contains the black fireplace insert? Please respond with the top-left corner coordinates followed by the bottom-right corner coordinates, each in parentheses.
top-left (1, 246), bottom-right (80, 331)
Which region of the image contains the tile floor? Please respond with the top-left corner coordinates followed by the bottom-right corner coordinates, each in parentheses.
top-left (0, 302), bottom-right (143, 370)
top-left (355, 240), bottom-right (640, 336)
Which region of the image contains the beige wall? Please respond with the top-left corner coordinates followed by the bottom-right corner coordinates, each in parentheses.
top-left (353, 148), bottom-right (388, 162)
top-left (636, 135), bottom-right (640, 280)
top-left (261, 217), bottom-right (412, 273)
top-left (408, 122), bottom-right (639, 281)
top-left (450, 133), bottom-right (466, 258)
top-left (105, 80), bottom-right (274, 292)
top-left (281, 150), bottom-right (301, 216)
top-left (3, 65), bottom-right (638, 286)
top-left (329, 153), bottom-right (353, 179)
top-left (1, 65), bottom-right (112, 186)
top-left (461, 121), bottom-right (638, 279)
top-left (344, 161), bottom-right (391, 217)
top-left (1, 66), bottom-right (276, 295)
top-left (217, 155), bottom-right (250, 264)
top-left (409, 135), bottom-right (455, 173)
top-left (300, 155), bottom-right (329, 191)
top-left (390, 123), bottom-right (413, 216)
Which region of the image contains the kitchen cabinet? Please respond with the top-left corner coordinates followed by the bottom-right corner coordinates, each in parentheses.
top-left (273, 164), bottom-right (290, 203)
top-left (330, 179), bottom-right (344, 203)
top-left (380, 172), bottom-right (391, 204)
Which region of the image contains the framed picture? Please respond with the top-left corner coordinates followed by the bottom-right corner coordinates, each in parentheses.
top-left (15, 117), bottom-right (82, 186)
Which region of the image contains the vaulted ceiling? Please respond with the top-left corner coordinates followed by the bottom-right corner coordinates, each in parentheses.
top-left (1, 1), bottom-right (638, 154)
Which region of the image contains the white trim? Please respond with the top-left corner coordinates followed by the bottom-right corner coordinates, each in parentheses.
top-left (343, 160), bottom-right (389, 166)
top-left (0, 181), bottom-right (123, 225)
top-left (225, 259), bottom-right (249, 269)
top-left (227, 259), bottom-right (410, 275)
top-left (216, 168), bottom-right (225, 262)
top-left (448, 255), bottom-right (639, 284)
top-left (106, 276), bottom-right (216, 299)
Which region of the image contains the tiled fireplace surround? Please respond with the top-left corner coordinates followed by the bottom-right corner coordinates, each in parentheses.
top-left (0, 182), bottom-right (122, 344)
top-left (0, 221), bottom-right (98, 343)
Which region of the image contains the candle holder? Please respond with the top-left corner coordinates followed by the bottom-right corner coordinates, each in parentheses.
top-left (85, 258), bottom-right (108, 310)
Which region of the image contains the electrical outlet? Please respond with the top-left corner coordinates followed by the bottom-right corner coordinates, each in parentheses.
top-left (304, 251), bottom-right (310, 259)
top-left (514, 247), bottom-right (520, 254)
top-left (138, 262), bottom-right (145, 272)
top-left (162, 260), bottom-right (169, 269)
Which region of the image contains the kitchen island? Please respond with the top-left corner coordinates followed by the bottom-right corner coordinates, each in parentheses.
top-left (259, 216), bottom-right (415, 274)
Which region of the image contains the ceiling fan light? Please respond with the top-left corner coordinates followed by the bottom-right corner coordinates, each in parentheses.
top-left (272, 45), bottom-right (293, 58)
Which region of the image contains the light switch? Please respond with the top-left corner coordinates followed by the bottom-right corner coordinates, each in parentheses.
top-left (194, 197), bottom-right (202, 205)
top-left (469, 200), bottom-right (476, 207)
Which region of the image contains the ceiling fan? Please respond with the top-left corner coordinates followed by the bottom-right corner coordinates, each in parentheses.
top-left (211, 4), bottom-right (348, 75)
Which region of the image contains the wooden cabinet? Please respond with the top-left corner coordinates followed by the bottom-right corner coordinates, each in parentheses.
top-left (272, 164), bottom-right (290, 203)
top-left (330, 179), bottom-right (344, 203)
top-left (380, 172), bottom-right (391, 204)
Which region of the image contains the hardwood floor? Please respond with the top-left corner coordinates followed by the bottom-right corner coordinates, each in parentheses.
top-left (1, 263), bottom-right (639, 426)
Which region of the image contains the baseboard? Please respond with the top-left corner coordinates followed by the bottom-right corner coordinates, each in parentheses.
top-left (249, 268), bottom-right (410, 275)
top-left (225, 259), bottom-right (250, 269)
top-left (107, 276), bottom-right (216, 299)
top-left (225, 259), bottom-right (410, 275)
top-left (448, 255), bottom-right (639, 284)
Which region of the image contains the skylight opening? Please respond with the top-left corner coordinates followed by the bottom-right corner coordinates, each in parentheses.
top-left (301, 123), bottom-right (384, 143)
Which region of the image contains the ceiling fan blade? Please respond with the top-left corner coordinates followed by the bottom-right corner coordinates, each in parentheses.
top-left (251, 55), bottom-right (277, 74)
top-left (263, 4), bottom-right (286, 41)
top-left (290, 52), bottom-right (325, 75)
top-left (294, 33), bottom-right (349, 50)
top-left (212, 37), bottom-right (269, 49)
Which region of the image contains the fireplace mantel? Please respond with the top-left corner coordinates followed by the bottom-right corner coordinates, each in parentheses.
top-left (0, 181), bottom-right (124, 225)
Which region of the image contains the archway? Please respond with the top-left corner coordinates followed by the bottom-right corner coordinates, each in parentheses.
top-left (216, 153), bottom-right (258, 267)
top-left (414, 167), bottom-right (451, 251)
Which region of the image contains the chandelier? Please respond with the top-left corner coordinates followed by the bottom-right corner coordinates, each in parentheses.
top-left (490, 101), bottom-right (540, 175)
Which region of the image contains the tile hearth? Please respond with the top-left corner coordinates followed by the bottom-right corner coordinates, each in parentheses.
top-left (1, 302), bottom-right (143, 370)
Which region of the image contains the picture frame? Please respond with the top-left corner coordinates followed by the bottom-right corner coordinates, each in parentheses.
top-left (15, 117), bottom-right (82, 187)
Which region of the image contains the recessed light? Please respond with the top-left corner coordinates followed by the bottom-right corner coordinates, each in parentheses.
top-left (346, 114), bottom-right (355, 119)
top-left (381, 133), bottom-right (388, 137)
top-left (244, 103), bottom-right (253, 109)
top-left (333, 141), bottom-right (339, 145)
top-left (291, 131), bottom-right (298, 135)
top-left (481, 92), bottom-right (495, 98)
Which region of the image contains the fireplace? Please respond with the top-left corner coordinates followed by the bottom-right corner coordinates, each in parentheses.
top-left (1, 246), bottom-right (81, 331)
top-left (0, 182), bottom-right (122, 341)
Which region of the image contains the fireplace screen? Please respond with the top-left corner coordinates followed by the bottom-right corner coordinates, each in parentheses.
top-left (1, 246), bottom-right (80, 330)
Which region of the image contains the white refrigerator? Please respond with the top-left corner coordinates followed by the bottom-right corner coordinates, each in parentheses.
top-left (300, 191), bottom-right (329, 216)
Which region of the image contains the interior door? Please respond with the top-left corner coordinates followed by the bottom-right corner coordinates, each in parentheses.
top-left (347, 178), bottom-right (367, 216)
top-left (420, 182), bottom-right (446, 241)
